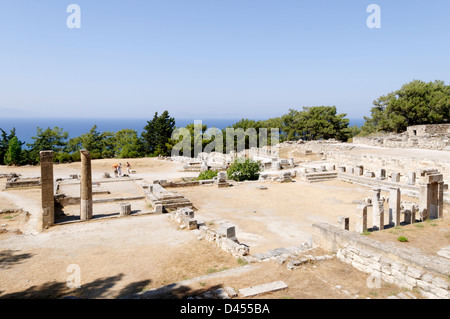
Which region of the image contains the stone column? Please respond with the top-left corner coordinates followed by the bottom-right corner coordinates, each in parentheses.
top-left (355, 205), bottom-right (367, 233)
top-left (80, 150), bottom-right (93, 221)
top-left (372, 189), bottom-right (384, 231)
top-left (437, 182), bottom-right (444, 219)
top-left (40, 151), bottom-right (55, 229)
top-left (389, 188), bottom-right (401, 226)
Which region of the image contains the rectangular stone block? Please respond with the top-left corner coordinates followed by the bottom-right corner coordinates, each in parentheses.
top-left (391, 172), bottom-right (400, 183)
top-left (238, 281), bottom-right (288, 298)
top-left (338, 216), bottom-right (349, 231)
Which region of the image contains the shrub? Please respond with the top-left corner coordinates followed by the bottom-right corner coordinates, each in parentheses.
top-left (197, 170), bottom-right (218, 180)
top-left (227, 158), bottom-right (260, 182)
top-left (397, 236), bottom-right (409, 242)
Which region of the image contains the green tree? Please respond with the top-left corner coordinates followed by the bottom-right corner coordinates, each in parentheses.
top-left (141, 111), bottom-right (175, 156)
top-left (362, 80), bottom-right (450, 134)
top-left (67, 126), bottom-right (116, 160)
top-left (27, 127), bottom-right (69, 163)
top-left (284, 106), bottom-right (351, 141)
top-left (0, 128), bottom-right (18, 165)
top-left (114, 129), bottom-right (143, 158)
top-left (4, 136), bottom-right (22, 165)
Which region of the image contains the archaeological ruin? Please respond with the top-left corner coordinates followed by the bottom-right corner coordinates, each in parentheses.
top-left (1, 123), bottom-right (449, 300)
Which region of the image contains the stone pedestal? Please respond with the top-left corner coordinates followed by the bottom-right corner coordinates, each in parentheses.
top-left (376, 169), bottom-right (386, 180)
top-left (120, 203), bottom-right (131, 216)
top-left (391, 172), bottom-right (400, 183)
top-left (338, 216), bottom-right (349, 231)
top-left (80, 150), bottom-right (93, 221)
top-left (40, 151), bottom-right (55, 229)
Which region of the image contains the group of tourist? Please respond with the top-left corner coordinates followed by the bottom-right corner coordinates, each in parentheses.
top-left (113, 162), bottom-right (131, 177)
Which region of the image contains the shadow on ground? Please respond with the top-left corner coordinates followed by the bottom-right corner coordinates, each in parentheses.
top-left (0, 249), bottom-right (34, 270)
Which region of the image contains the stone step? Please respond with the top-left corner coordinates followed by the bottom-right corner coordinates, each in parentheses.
top-left (162, 202), bottom-right (193, 209)
top-left (306, 175), bottom-right (338, 183)
top-left (238, 281), bottom-right (288, 298)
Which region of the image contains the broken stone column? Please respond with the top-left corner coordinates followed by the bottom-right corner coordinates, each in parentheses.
top-left (355, 205), bottom-right (368, 233)
top-left (338, 216), bottom-right (349, 231)
top-left (40, 151), bottom-right (55, 229)
top-left (372, 189), bottom-right (384, 231)
top-left (389, 188), bottom-right (401, 226)
top-left (80, 150), bottom-right (93, 221)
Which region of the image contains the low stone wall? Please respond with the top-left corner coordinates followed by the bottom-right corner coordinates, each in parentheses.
top-left (312, 223), bottom-right (450, 299)
top-left (168, 207), bottom-right (250, 258)
top-left (326, 152), bottom-right (450, 182)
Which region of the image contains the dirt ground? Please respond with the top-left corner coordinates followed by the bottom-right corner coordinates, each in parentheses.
top-left (0, 157), bottom-right (448, 299)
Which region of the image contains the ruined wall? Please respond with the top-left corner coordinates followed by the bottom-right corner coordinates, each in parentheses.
top-left (313, 223), bottom-right (450, 299)
top-left (353, 124), bottom-right (450, 150)
top-left (325, 152), bottom-right (450, 183)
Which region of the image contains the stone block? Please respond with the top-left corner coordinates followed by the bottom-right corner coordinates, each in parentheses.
top-left (155, 204), bottom-right (163, 214)
top-left (218, 224), bottom-right (237, 242)
top-left (432, 276), bottom-right (449, 290)
top-left (120, 203), bottom-right (131, 216)
top-left (337, 216), bottom-right (349, 230)
top-left (238, 281), bottom-right (288, 298)
top-left (406, 266), bottom-right (424, 280)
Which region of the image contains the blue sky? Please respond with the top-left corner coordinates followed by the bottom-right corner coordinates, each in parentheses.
top-left (0, 0), bottom-right (449, 120)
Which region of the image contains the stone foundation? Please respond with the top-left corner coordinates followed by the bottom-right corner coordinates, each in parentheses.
top-left (313, 223), bottom-right (450, 299)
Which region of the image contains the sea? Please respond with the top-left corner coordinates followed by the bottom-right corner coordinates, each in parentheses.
top-left (0, 117), bottom-right (365, 147)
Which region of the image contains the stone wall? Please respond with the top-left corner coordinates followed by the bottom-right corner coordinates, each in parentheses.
top-left (313, 223), bottom-right (450, 299)
top-left (326, 152), bottom-right (450, 183)
top-left (353, 124), bottom-right (450, 151)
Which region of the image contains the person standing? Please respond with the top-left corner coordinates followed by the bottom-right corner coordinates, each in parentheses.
top-left (118, 163), bottom-right (122, 177)
top-left (126, 162), bottom-right (131, 174)
top-left (113, 163), bottom-right (118, 178)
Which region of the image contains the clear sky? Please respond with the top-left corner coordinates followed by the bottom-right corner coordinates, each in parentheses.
top-left (0, 0), bottom-right (449, 120)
